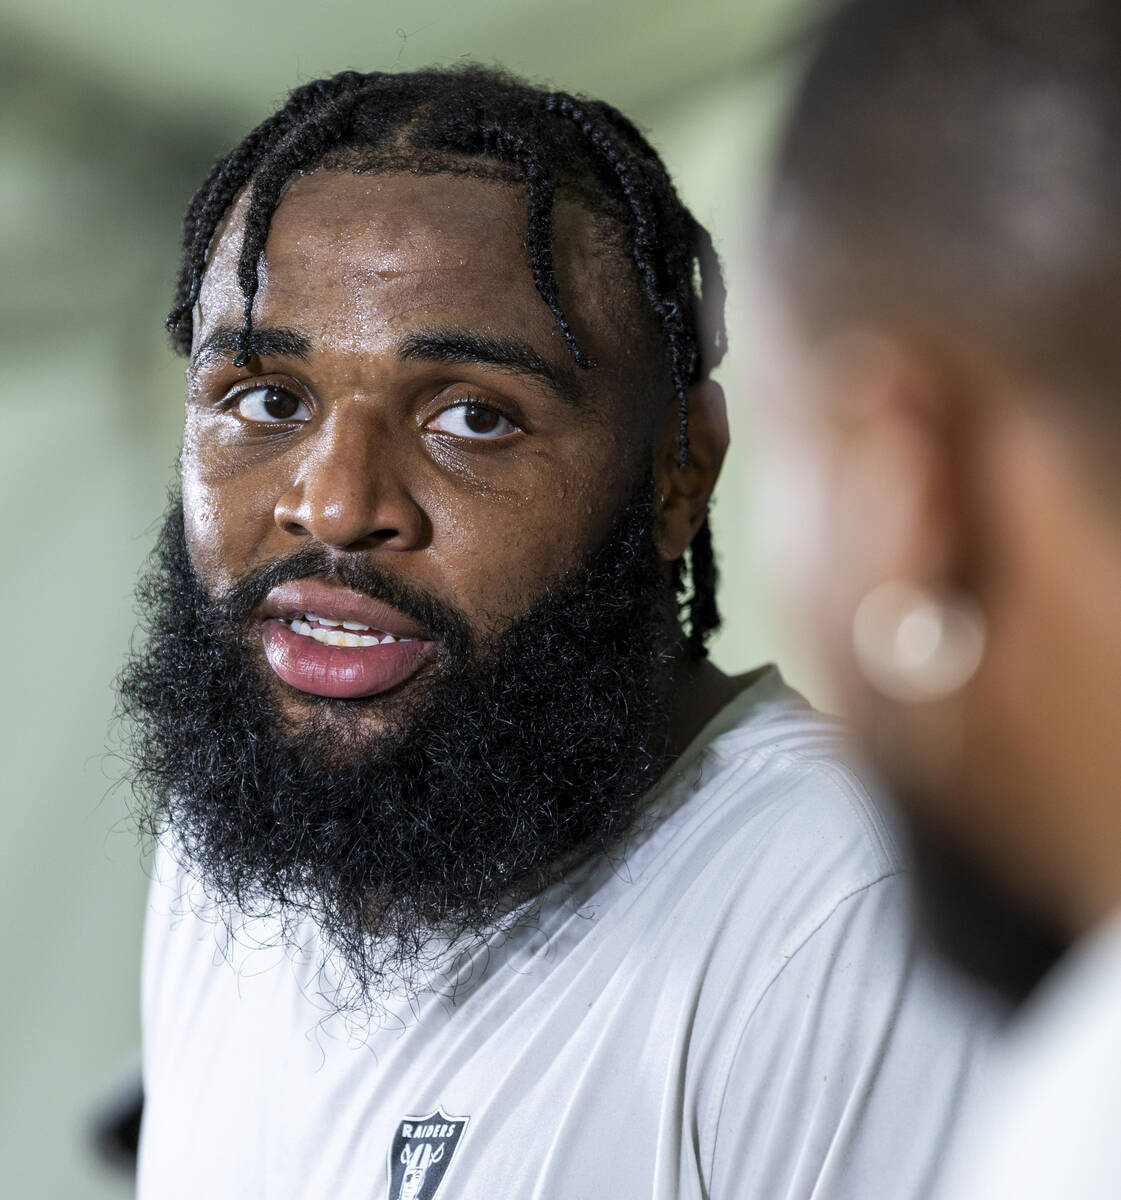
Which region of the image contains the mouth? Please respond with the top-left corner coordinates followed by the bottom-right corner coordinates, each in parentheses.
top-left (286, 614), bottom-right (416, 649)
top-left (258, 581), bottom-right (439, 700)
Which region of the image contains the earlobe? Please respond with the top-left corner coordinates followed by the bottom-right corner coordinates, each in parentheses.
top-left (654, 378), bottom-right (729, 562)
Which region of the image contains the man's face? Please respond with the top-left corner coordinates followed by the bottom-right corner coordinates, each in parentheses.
top-left (185, 170), bottom-right (662, 725)
top-left (122, 169), bottom-right (684, 1002)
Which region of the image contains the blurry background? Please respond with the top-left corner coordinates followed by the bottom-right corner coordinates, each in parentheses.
top-left (0, 1), bottom-right (818, 1194)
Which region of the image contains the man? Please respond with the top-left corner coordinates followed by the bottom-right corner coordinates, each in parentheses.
top-left (122, 66), bottom-right (994, 1199)
top-left (752, 0), bottom-right (1121, 1196)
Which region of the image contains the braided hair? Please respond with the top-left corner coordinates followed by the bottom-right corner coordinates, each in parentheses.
top-left (168, 66), bottom-right (725, 655)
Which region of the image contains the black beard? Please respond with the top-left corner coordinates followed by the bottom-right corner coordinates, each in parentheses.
top-left (117, 484), bottom-right (682, 1001)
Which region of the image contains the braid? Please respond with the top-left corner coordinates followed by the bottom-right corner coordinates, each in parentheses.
top-left (230, 91), bottom-right (372, 365)
top-left (691, 221), bottom-right (729, 379)
top-left (168, 66), bottom-right (725, 654)
top-left (476, 119), bottom-right (591, 367)
top-left (684, 517), bottom-right (720, 655)
top-left (540, 93), bottom-right (710, 470)
top-left (523, 160), bottom-right (590, 368)
top-left (168, 73), bottom-right (370, 353)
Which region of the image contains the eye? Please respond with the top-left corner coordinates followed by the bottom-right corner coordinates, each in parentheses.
top-left (426, 401), bottom-right (519, 440)
top-left (233, 386), bottom-right (310, 423)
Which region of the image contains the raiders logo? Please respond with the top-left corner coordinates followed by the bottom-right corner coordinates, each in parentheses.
top-left (386, 1109), bottom-right (469, 1200)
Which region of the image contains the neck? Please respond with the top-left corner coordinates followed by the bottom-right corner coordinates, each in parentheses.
top-left (667, 656), bottom-right (763, 761)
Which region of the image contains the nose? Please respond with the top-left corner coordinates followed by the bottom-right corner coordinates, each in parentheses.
top-left (273, 411), bottom-right (427, 551)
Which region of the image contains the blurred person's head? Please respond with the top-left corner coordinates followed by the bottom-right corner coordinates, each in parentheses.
top-left (118, 66), bottom-right (730, 998)
top-left (756, 0), bottom-right (1121, 995)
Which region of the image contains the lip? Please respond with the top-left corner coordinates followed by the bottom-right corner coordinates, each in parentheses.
top-left (261, 581), bottom-right (432, 639)
top-left (258, 581), bottom-right (438, 699)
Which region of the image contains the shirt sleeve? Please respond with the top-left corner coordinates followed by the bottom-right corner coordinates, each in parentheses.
top-left (705, 872), bottom-right (1002, 1200)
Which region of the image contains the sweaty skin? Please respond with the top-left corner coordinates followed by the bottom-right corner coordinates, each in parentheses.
top-left (184, 170), bottom-right (732, 742)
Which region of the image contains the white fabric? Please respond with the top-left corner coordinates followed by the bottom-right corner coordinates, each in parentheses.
top-left (941, 906), bottom-right (1121, 1200)
top-left (139, 669), bottom-right (998, 1200)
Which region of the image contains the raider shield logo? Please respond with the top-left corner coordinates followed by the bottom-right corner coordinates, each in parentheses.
top-left (386, 1109), bottom-right (469, 1200)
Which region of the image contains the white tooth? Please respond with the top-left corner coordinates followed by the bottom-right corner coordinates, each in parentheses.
top-left (355, 634), bottom-right (381, 647)
top-left (380, 633), bottom-right (398, 645)
top-left (291, 619), bottom-right (313, 636)
top-left (339, 632), bottom-right (361, 647)
top-left (326, 630), bottom-right (347, 647)
top-left (304, 612), bottom-right (324, 625)
top-left (341, 620), bottom-right (370, 631)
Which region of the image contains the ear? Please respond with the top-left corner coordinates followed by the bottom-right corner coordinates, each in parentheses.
top-left (653, 378), bottom-right (729, 562)
top-left (789, 327), bottom-right (975, 742)
top-left (818, 330), bottom-right (960, 594)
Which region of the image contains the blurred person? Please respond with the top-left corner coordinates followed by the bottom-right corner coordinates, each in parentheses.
top-left (755, 0), bottom-right (1121, 1195)
top-left (120, 65), bottom-right (995, 1199)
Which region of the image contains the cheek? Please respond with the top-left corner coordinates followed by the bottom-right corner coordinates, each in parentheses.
top-left (180, 425), bottom-right (277, 592)
top-left (426, 455), bottom-right (629, 627)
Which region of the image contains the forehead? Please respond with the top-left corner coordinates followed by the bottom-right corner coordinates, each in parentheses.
top-left (195, 170), bottom-right (654, 389)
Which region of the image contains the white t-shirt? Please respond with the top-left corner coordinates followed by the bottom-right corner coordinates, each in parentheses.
top-left (941, 906), bottom-right (1121, 1200)
top-left (139, 669), bottom-right (998, 1200)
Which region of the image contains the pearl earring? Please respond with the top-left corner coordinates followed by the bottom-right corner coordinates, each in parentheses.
top-left (852, 581), bottom-right (986, 704)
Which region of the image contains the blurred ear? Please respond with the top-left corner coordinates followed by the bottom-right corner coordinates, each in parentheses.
top-left (817, 329), bottom-right (960, 596)
top-left (654, 379), bottom-right (729, 562)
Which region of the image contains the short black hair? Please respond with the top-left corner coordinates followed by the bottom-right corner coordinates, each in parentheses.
top-left (769, 0), bottom-right (1121, 416)
top-left (169, 65), bottom-right (725, 653)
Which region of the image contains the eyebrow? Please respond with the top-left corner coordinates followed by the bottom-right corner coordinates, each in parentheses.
top-left (397, 329), bottom-right (583, 406)
top-left (190, 325), bottom-right (313, 371)
top-left (189, 323), bottom-right (584, 406)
